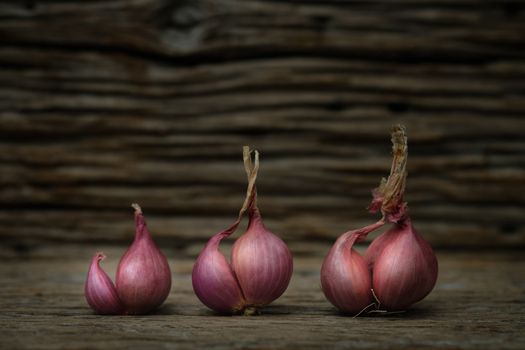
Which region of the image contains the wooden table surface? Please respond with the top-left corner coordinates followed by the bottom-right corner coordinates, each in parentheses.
top-left (2, 245), bottom-right (523, 350)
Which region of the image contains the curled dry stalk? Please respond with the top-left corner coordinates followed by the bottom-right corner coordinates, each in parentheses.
top-left (241, 146), bottom-right (259, 212)
top-left (219, 146), bottom-right (259, 236)
top-left (369, 124), bottom-right (409, 223)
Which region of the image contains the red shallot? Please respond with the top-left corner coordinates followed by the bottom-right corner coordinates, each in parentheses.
top-left (84, 204), bottom-right (171, 315)
top-left (321, 125), bottom-right (438, 314)
top-left (192, 147), bottom-right (293, 315)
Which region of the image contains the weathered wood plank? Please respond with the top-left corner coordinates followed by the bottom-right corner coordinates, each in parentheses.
top-left (0, 249), bottom-right (523, 349)
top-left (1, 0), bottom-right (524, 248)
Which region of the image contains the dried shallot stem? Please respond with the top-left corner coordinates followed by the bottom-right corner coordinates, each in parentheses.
top-left (369, 124), bottom-right (408, 223)
top-left (241, 146), bottom-right (259, 212)
top-left (218, 147), bottom-right (259, 237)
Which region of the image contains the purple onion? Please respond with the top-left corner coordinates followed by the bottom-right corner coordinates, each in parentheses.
top-left (84, 204), bottom-right (171, 315)
top-left (192, 228), bottom-right (245, 313)
top-left (192, 147), bottom-right (293, 315)
top-left (320, 125), bottom-right (438, 315)
top-left (231, 207), bottom-right (293, 307)
top-left (320, 221), bottom-right (383, 314)
top-left (366, 218), bottom-right (438, 311)
top-left (85, 252), bottom-right (123, 315)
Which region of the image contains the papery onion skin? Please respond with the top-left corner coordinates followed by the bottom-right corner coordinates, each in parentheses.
top-left (192, 229), bottom-right (246, 314)
top-left (85, 252), bottom-right (124, 315)
top-left (369, 218), bottom-right (438, 311)
top-left (115, 204), bottom-right (172, 315)
top-left (363, 227), bottom-right (397, 271)
top-left (320, 221), bottom-right (383, 314)
top-left (231, 207), bottom-right (293, 307)
top-left (192, 147), bottom-right (293, 314)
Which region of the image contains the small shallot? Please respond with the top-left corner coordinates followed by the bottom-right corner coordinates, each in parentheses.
top-left (320, 221), bottom-right (383, 314)
top-left (192, 147), bottom-right (293, 315)
top-left (84, 204), bottom-right (171, 315)
top-left (85, 252), bottom-right (124, 315)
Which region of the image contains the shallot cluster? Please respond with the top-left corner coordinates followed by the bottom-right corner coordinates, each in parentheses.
top-left (85, 204), bottom-right (171, 315)
top-left (321, 125), bottom-right (438, 315)
top-left (192, 146), bottom-right (293, 315)
top-left (84, 131), bottom-right (437, 318)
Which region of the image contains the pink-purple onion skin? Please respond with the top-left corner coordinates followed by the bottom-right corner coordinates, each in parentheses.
top-left (192, 228), bottom-right (245, 314)
top-left (321, 125), bottom-right (438, 315)
top-left (231, 207), bottom-right (293, 307)
top-left (320, 221), bottom-right (383, 314)
top-left (192, 206), bottom-right (293, 315)
top-left (85, 253), bottom-right (124, 315)
top-left (84, 204), bottom-right (171, 315)
top-left (363, 125), bottom-right (438, 311)
top-left (192, 147), bottom-right (293, 315)
top-left (115, 204), bottom-right (172, 315)
top-left (365, 217), bottom-right (438, 311)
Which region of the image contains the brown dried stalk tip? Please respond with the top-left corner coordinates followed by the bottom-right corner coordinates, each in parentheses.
top-left (214, 147), bottom-right (261, 239)
top-left (369, 125), bottom-right (408, 222)
top-left (131, 203), bottom-right (143, 215)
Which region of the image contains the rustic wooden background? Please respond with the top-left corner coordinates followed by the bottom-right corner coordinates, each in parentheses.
top-left (1, 1), bottom-right (525, 349)
top-left (1, 0), bottom-right (525, 253)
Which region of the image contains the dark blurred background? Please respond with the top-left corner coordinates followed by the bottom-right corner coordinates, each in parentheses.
top-left (1, 0), bottom-right (524, 257)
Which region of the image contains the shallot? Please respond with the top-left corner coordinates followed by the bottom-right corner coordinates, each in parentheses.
top-left (192, 147), bottom-right (293, 315)
top-left (85, 204), bottom-right (171, 315)
top-left (321, 125), bottom-right (438, 314)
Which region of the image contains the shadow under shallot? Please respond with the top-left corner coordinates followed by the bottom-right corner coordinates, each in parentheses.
top-left (185, 304), bottom-right (328, 317)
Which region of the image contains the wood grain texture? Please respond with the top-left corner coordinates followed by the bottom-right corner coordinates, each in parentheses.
top-left (1, 0), bottom-right (525, 249)
top-left (1, 248), bottom-right (524, 350)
